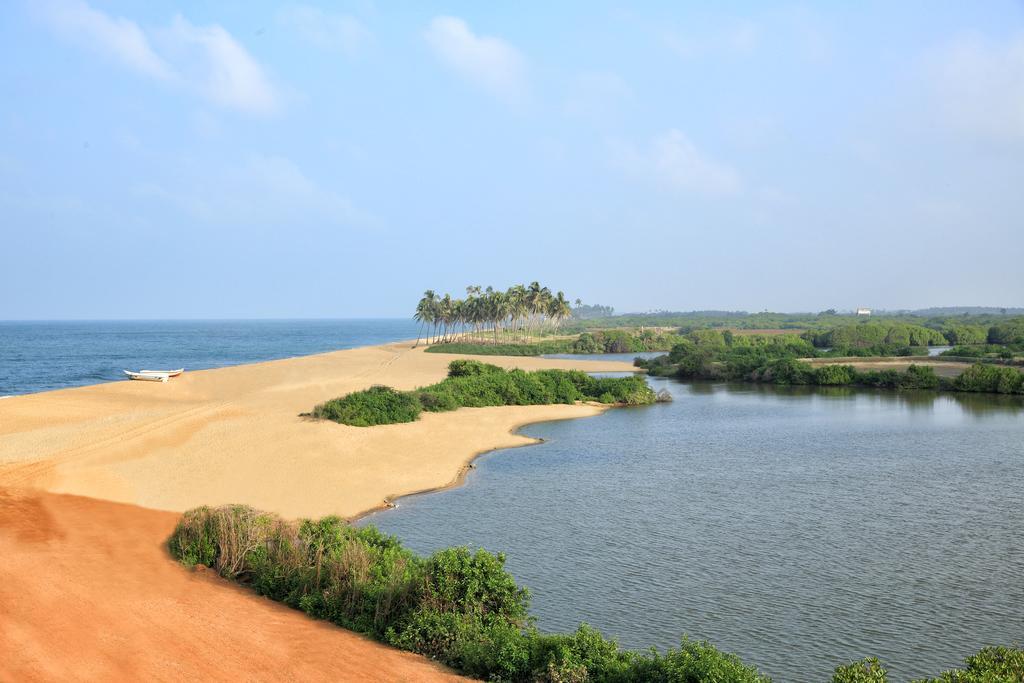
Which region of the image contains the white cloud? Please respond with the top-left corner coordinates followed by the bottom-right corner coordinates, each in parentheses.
top-left (424, 16), bottom-right (527, 103)
top-left (278, 4), bottom-right (370, 55)
top-left (37, 0), bottom-right (174, 80)
top-left (163, 16), bottom-right (278, 114)
top-left (613, 130), bottom-right (741, 197)
top-left (36, 1), bottom-right (280, 115)
top-left (929, 32), bottom-right (1024, 144)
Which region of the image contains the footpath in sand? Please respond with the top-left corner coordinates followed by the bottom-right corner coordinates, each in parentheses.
top-left (0, 344), bottom-right (637, 681)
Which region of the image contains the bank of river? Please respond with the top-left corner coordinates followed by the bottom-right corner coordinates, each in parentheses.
top-left (362, 371), bottom-right (1024, 681)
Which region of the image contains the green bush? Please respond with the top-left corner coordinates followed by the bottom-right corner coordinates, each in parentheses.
top-left (815, 364), bottom-right (856, 385)
top-left (804, 323), bottom-right (946, 351)
top-left (914, 645), bottom-right (1024, 682)
top-left (953, 364), bottom-right (1024, 394)
top-left (942, 325), bottom-right (988, 345)
top-left (425, 341), bottom-right (573, 356)
top-left (312, 385), bottom-right (423, 427)
top-left (448, 359), bottom-right (507, 377)
top-left (313, 363), bottom-right (656, 426)
top-left (988, 322), bottom-right (1024, 345)
top-left (833, 658), bottom-right (888, 682)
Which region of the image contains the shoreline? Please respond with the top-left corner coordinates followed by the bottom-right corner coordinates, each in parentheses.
top-left (350, 403), bottom-right (611, 524)
top-left (0, 340), bottom-right (638, 519)
top-left (0, 340), bottom-right (638, 680)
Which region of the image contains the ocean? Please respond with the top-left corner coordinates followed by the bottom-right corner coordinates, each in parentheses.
top-left (0, 319), bottom-right (419, 396)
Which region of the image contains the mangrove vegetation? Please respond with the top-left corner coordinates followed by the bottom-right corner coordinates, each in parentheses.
top-left (312, 360), bottom-right (656, 427)
top-left (635, 330), bottom-right (1024, 395)
top-left (168, 505), bottom-right (1024, 682)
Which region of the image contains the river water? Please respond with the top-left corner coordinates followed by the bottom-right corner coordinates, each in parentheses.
top-left (361, 359), bottom-right (1024, 681)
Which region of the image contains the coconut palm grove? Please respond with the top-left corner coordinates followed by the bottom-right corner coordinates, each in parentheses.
top-left (414, 283), bottom-right (575, 345)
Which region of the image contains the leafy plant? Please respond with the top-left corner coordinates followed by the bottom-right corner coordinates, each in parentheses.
top-left (314, 362), bottom-right (656, 426)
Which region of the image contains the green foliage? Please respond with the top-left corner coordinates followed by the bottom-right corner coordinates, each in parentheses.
top-left (635, 637), bottom-right (772, 683)
top-left (857, 364), bottom-right (941, 390)
top-left (942, 325), bottom-right (988, 345)
top-left (447, 359), bottom-right (507, 377)
top-left (804, 323), bottom-right (946, 351)
top-left (166, 504), bottom-right (220, 567)
top-left (571, 330), bottom-right (687, 354)
top-left (832, 658), bottom-right (888, 683)
top-left (637, 332), bottom-right (960, 394)
top-left (953, 364), bottom-right (1024, 394)
top-left (562, 310), bottom-right (1024, 338)
top-left (913, 646), bottom-right (1024, 683)
top-left (314, 362), bottom-right (655, 426)
top-left (312, 385), bottom-right (423, 427)
top-left (815, 364), bottom-right (857, 385)
top-left (169, 505), bottom-right (1020, 683)
top-left (988, 322), bottom-right (1024, 345)
top-left (426, 341), bottom-right (575, 356)
top-left (426, 330), bottom-right (686, 357)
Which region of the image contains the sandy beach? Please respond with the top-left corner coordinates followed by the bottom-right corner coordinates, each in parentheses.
top-left (0, 343), bottom-right (636, 680)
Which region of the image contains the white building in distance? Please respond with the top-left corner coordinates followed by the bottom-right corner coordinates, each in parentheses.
top-left (856, 308), bottom-right (872, 316)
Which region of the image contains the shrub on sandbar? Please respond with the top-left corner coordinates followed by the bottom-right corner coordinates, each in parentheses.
top-left (314, 362), bottom-right (656, 426)
top-left (312, 385), bottom-right (423, 426)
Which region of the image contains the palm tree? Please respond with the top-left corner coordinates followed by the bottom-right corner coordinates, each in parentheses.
top-left (414, 290), bottom-right (436, 346)
top-left (415, 283), bottom-right (576, 346)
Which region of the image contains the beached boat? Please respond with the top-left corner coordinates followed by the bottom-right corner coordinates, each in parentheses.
top-left (124, 370), bottom-right (169, 382)
top-left (140, 368), bottom-right (184, 377)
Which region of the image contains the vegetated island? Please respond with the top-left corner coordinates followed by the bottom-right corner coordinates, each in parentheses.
top-left (310, 359), bottom-right (659, 427)
top-left (168, 504), bottom-right (1024, 682)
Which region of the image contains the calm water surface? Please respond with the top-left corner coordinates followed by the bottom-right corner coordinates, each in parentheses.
top-left (362, 369), bottom-right (1024, 682)
top-left (0, 319), bottom-right (418, 395)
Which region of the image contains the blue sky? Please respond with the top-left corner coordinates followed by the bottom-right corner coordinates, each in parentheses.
top-left (1, 1), bottom-right (1022, 318)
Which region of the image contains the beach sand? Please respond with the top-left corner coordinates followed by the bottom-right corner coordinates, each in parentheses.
top-left (0, 343), bottom-right (636, 680)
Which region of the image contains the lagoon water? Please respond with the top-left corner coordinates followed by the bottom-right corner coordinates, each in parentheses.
top-left (0, 319), bottom-right (419, 395)
top-left (362, 362), bottom-right (1024, 681)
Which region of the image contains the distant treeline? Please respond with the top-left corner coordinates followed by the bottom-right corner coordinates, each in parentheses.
top-left (426, 329), bottom-right (686, 357)
top-left (427, 322), bottom-right (1024, 362)
top-left (802, 321), bottom-right (1024, 348)
top-left (168, 506), bottom-right (1023, 682)
top-left (571, 303), bottom-right (615, 319)
top-left (636, 330), bottom-right (1024, 395)
top-left (561, 310), bottom-right (1024, 339)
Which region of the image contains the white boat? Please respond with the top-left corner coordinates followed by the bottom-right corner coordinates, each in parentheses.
top-left (124, 370), bottom-right (169, 382)
top-left (140, 368), bottom-right (184, 377)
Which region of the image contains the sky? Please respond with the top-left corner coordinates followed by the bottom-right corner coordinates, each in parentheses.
top-left (1, 1), bottom-right (1022, 319)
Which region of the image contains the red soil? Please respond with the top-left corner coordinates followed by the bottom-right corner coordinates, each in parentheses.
top-left (0, 489), bottom-right (467, 682)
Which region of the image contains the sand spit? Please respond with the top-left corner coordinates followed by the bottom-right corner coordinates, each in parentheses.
top-left (0, 343), bottom-right (634, 519)
top-left (0, 343), bottom-right (635, 681)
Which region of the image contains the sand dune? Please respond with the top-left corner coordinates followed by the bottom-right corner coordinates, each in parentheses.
top-left (0, 343), bottom-right (637, 680)
top-left (0, 489), bottom-right (468, 682)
